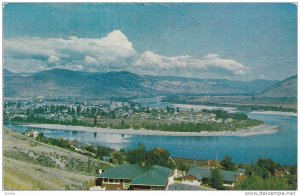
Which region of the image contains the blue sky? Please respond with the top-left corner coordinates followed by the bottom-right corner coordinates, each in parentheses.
top-left (3, 3), bottom-right (297, 81)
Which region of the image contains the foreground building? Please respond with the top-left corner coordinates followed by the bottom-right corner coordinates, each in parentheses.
top-left (180, 167), bottom-right (239, 188)
top-left (95, 164), bottom-right (173, 190)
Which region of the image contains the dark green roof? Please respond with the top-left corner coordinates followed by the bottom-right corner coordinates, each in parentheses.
top-left (130, 165), bottom-right (172, 186)
top-left (188, 167), bottom-right (238, 183)
top-left (96, 164), bottom-right (147, 179)
top-left (96, 164), bottom-right (172, 186)
top-left (188, 167), bottom-right (211, 180)
top-left (221, 170), bottom-right (238, 182)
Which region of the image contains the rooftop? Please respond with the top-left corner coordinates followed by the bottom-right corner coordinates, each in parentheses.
top-left (188, 167), bottom-right (211, 180)
top-left (131, 165), bottom-right (172, 186)
top-left (96, 164), bottom-right (147, 179)
top-left (187, 167), bottom-right (238, 182)
top-left (222, 170), bottom-right (238, 182)
top-left (97, 164), bottom-right (172, 186)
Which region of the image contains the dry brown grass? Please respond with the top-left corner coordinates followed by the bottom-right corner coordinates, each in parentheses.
top-left (3, 128), bottom-right (112, 190)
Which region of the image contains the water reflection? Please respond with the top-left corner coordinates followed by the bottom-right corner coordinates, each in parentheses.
top-left (3, 113), bottom-right (297, 165)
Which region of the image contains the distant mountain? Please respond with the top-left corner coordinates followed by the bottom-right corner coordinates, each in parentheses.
top-left (4, 69), bottom-right (152, 98)
top-left (258, 75), bottom-right (297, 98)
top-left (3, 69), bottom-right (14, 76)
top-left (146, 75), bottom-right (278, 95)
top-left (3, 68), bottom-right (279, 98)
top-left (3, 69), bottom-right (32, 77)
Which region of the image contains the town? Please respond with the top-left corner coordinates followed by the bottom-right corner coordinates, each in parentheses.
top-left (4, 97), bottom-right (262, 133)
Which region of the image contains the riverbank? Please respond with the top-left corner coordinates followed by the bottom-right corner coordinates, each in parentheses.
top-left (174, 103), bottom-right (297, 117)
top-left (173, 103), bottom-right (237, 113)
top-left (250, 111), bottom-right (297, 117)
top-left (20, 123), bottom-right (278, 137)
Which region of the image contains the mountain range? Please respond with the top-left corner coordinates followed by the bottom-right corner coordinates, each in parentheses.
top-left (258, 75), bottom-right (297, 98)
top-left (3, 68), bottom-right (294, 98)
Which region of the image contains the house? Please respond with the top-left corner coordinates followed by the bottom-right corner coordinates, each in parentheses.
top-left (180, 167), bottom-right (239, 188)
top-left (95, 164), bottom-right (173, 190)
top-left (237, 168), bottom-right (246, 176)
top-left (130, 165), bottom-right (173, 190)
top-left (274, 169), bottom-right (284, 177)
top-left (222, 170), bottom-right (238, 187)
top-left (173, 169), bottom-right (186, 178)
top-left (70, 139), bottom-right (78, 146)
top-left (32, 131), bottom-right (39, 138)
top-left (24, 130), bottom-right (39, 138)
top-left (180, 167), bottom-right (210, 185)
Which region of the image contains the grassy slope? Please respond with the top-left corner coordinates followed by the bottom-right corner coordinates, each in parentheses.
top-left (3, 128), bottom-right (112, 190)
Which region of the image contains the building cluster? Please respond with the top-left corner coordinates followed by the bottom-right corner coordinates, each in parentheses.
top-left (4, 99), bottom-right (229, 125)
top-left (4, 99), bottom-right (138, 122)
top-left (177, 167), bottom-right (242, 188)
top-left (90, 163), bottom-right (245, 191)
top-left (24, 130), bottom-right (40, 138)
top-left (92, 164), bottom-right (173, 190)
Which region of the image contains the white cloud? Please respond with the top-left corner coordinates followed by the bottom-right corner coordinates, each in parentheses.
top-left (84, 56), bottom-right (98, 65)
top-left (4, 30), bottom-right (251, 79)
top-left (4, 30), bottom-right (136, 67)
top-left (47, 55), bottom-right (60, 64)
top-left (204, 53), bottom-right (219, 59)
top-left (132, 51), bottom-right (250, 76)
top-left (98, 30), bottom-right (134, 50)
top-left (259, 74), bottom-right (266, 79)
top-left (4, 58), bottom-right (49, 73)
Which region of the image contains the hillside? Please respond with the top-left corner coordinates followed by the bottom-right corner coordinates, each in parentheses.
top-left (258, 75), bottom-right (297, 98)
top-left (3, 128), bottom-right (112, 190)
top-left (3, 69), bottom-right (278, 98)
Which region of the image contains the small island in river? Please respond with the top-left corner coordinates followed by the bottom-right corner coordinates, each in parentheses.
top-left (6, 101), bottom-right (266, 136)
top-left (21, 123), bottom-right (278, 137)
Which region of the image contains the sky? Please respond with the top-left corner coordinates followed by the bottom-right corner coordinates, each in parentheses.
top-left (3, 3), bottom-right (297, 81)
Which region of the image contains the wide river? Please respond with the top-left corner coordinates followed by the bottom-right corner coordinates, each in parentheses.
top-left (4, 99), bottom-right (297, 166)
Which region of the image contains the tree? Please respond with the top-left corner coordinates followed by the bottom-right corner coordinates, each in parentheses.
top-left (95, 146), bottom-right (114, 158)
top-left (93, 132), bottom-right (97, 138)
top-left (257, 158), bottom-right (280, 176)
top-left (146, 148), bottom-right (170, 167)
top-left (93, 117), bottom-right (97, 127)
top-left (235, 175), bottom-right (291, 190)
top-left (202, 177), bottom-right (210, 185)
top-left (176, 162), bottom-right (190, 172)
top-left (76, 106), bottom-right (81, 114)
top-left (37, 132), bottom-right (44, 140)
top-left (221, 156), bottom-right (236, 171)
top-left (112, 152), bottom-right (126, 164)
top-left (290, 165), bottom-right (297, 175)
top-left (210, 169), bottom-right (223, 189)
top-left (127, 147), bottom-right (147, 165)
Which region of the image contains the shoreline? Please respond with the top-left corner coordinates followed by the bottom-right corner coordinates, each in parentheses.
top-left (172, 104), bottom-right (297, 116)
top-left (250, 111), bottom-right (297, 117)
top-left (19, 123), bottom-right (279, 137)
top-left (172, 103), bottom-right (237, 113)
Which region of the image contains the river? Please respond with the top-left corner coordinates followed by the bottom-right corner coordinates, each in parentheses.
top-left (4, 99), bottom-right (297, 166)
